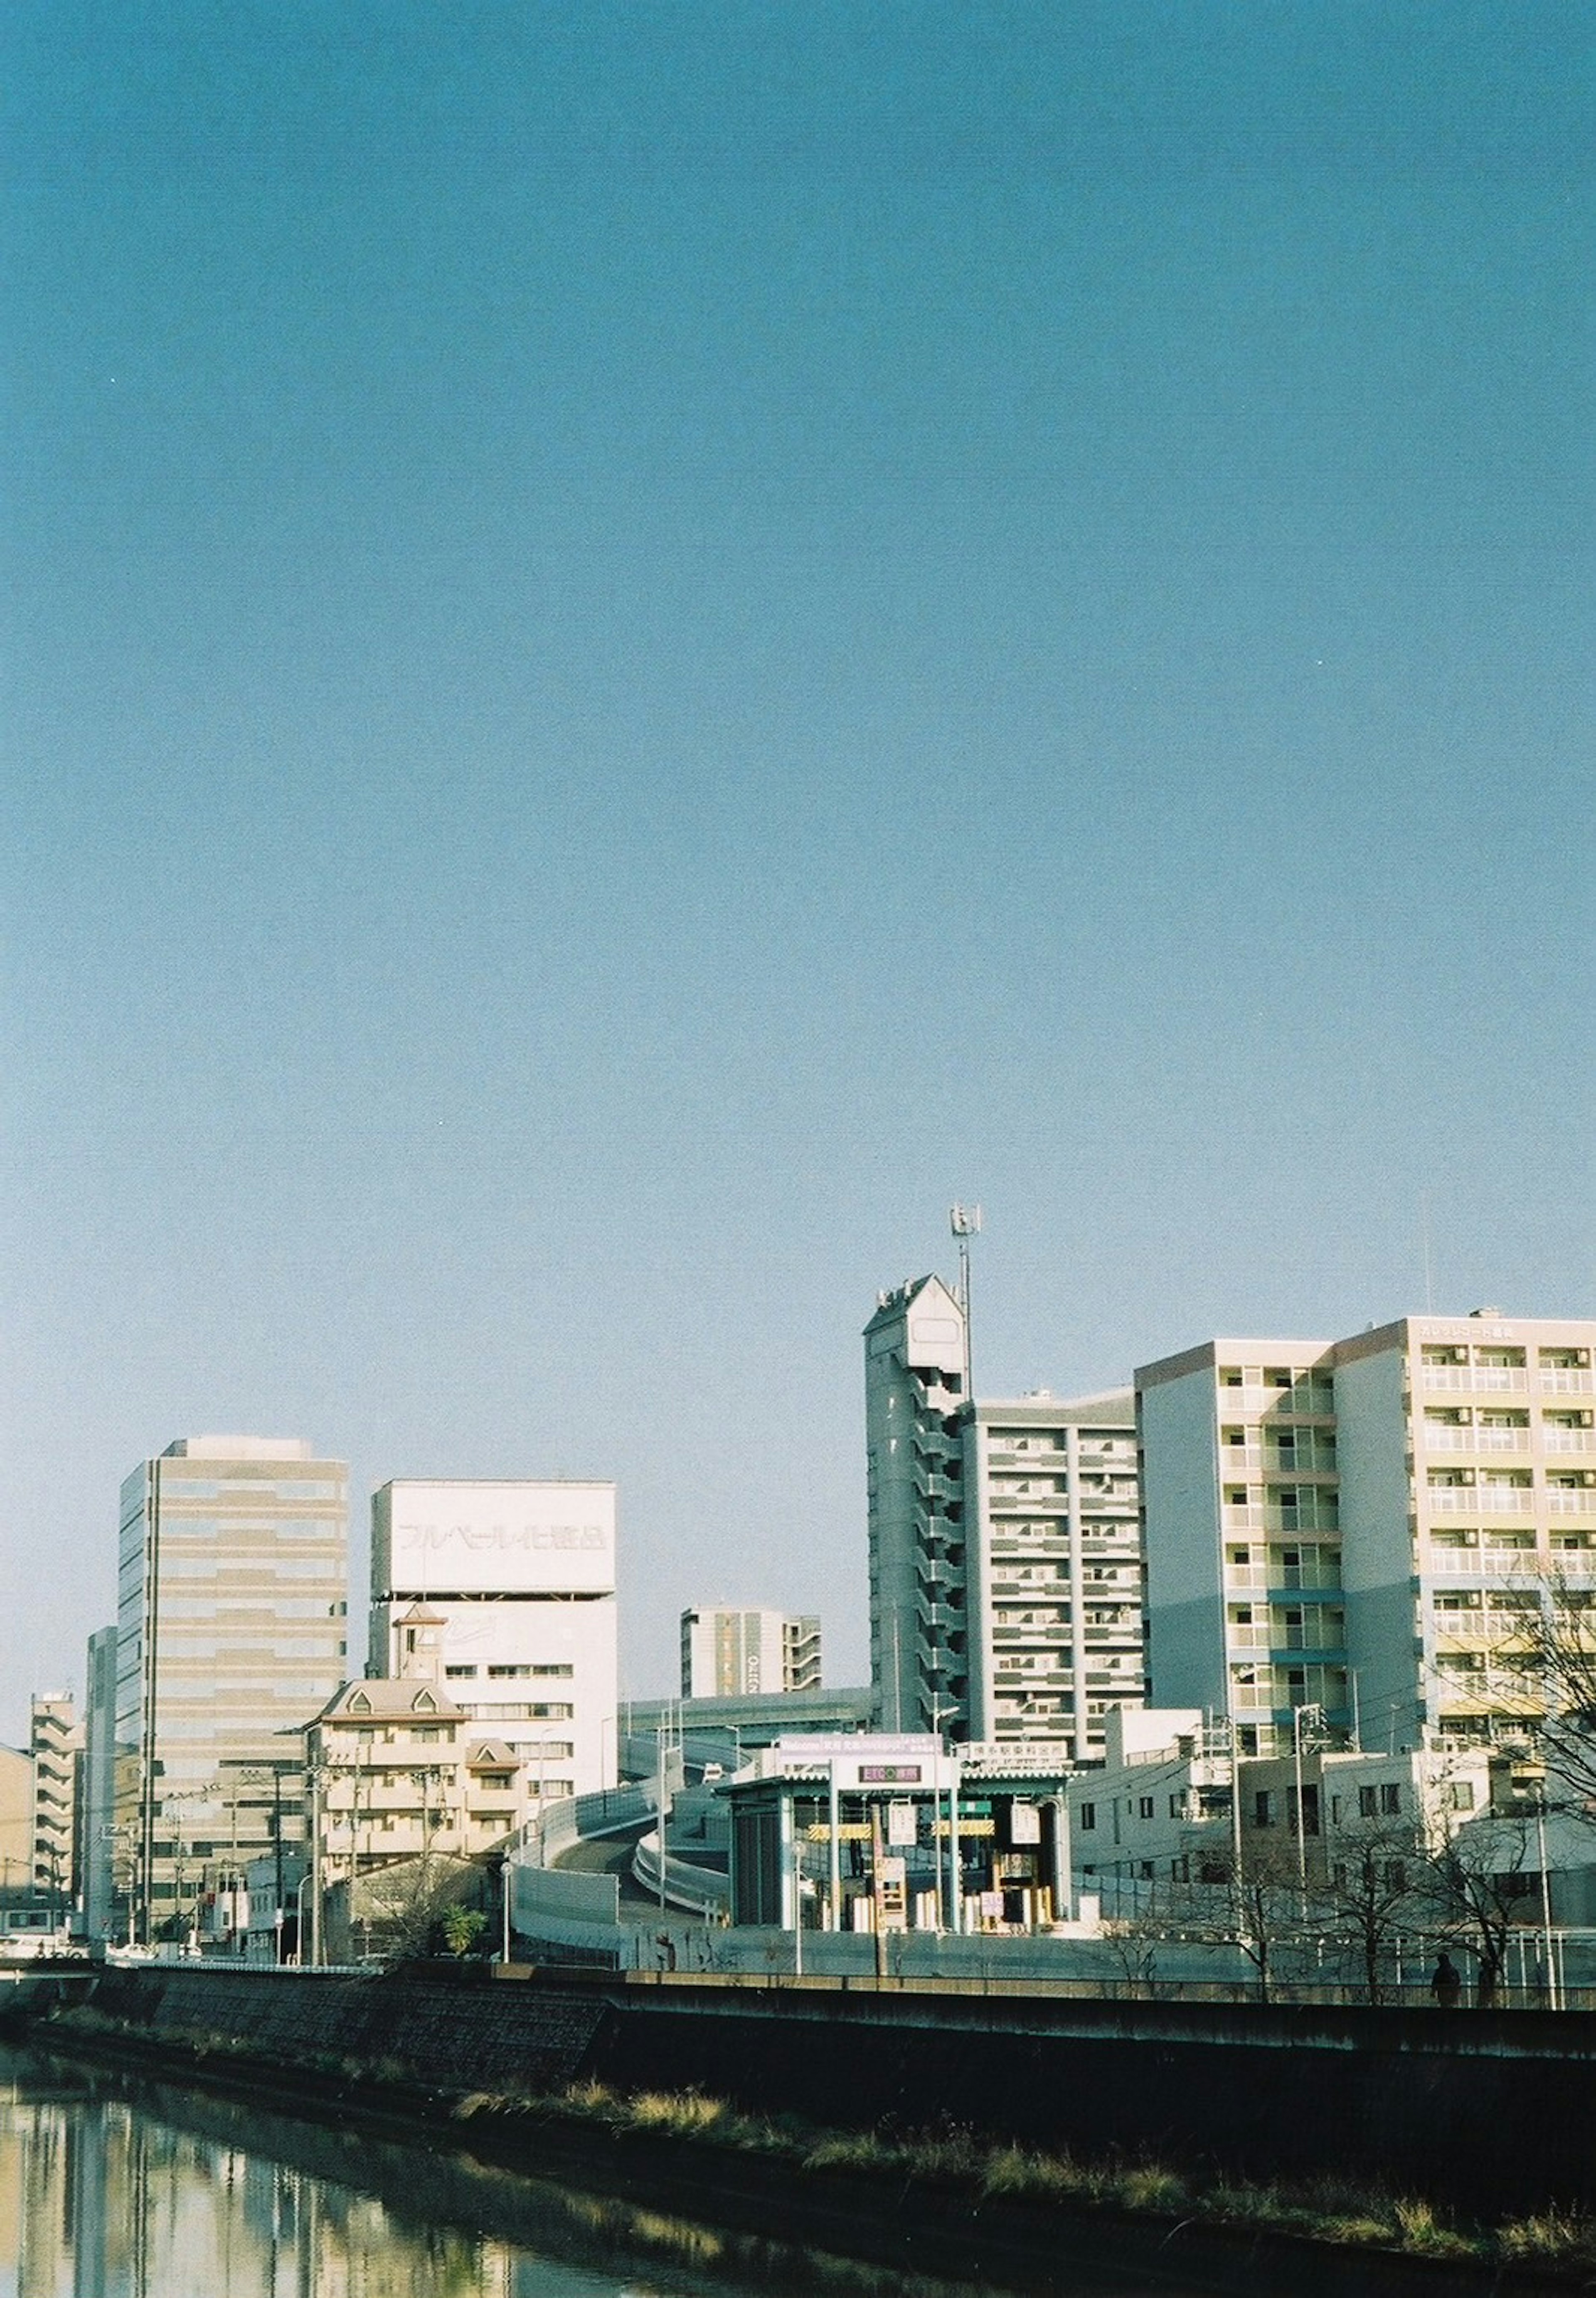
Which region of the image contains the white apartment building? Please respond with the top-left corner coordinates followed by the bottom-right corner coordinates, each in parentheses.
top-left (1066, 1706), bottom-right (1501, 1919)
top-left (680, 1606), bottom-right (822, 1699)
top-left (1139, 1312), bottom-right (1596, 1758)
top-left (369, 1479), bottom-right (618, 1802)
top-left (865, 1276), bottom-right (1145, 1756)
top-left (113, 1436), bottom-right (349, 1946)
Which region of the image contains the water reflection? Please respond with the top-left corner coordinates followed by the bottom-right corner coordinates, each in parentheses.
top-left (0, 2047), bottom-right (1370, 2298)
top-left (0, 2050), bottom-right (1036, 2298)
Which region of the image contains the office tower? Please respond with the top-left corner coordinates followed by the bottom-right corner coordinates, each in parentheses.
top-left (115, 1436), bottom-right (349, 1946)
top-left (28, 1693), bottom-right (81, 1914)
top-left (680, 1607), bottom-right (823, 1699)
top-left (369, 1479), bottom-right (618, 1801)
top-left (864, 1276), bottom-right (1145, 1754)
top-left (1138, 1311), bottom-right (1596, 1756)
top-left (81, 1625), bottom-right (119, 1943)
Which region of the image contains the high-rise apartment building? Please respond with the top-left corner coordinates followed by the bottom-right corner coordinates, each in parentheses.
top-left (965, 1392), bottom-right (1143, 1759)
top-left (114, 1437), bottom-right (349, 1946)
top-left (864, 1276), bottom-right (1144, 1755)
top-left (369, 1479), bottom-right (618, 1802)
top-left (1138, 1312), bottom-right (1596, 1756)
top-left (866, 1276), bottom-right (969, 1733)
top-left (680, 1607), bottom-right (823, 1699)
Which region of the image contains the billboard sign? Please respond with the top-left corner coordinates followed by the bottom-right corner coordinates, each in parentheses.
top-left (377, 1480), bottom-right (616, 1596)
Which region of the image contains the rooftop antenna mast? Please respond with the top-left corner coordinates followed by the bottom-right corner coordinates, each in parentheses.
top-left (949, 1202), bottom-right (982, 1402)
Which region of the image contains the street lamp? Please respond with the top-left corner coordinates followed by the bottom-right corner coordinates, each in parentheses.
top-left (293, 1872), bottom-right (314, 1964)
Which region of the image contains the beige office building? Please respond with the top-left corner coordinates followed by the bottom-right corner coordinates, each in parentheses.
top-left (115, 1436), bottom-right (349, 1945)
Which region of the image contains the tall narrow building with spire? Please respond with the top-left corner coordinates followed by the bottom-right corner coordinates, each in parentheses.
top-left (864, 1278), bottom-right (1144, 1756)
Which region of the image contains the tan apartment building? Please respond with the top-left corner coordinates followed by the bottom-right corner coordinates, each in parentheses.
top-left (1138, 1312), bottom-right (1596, 1759)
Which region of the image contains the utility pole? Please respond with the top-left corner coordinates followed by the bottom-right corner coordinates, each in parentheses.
top-left (1293, 1703), bottom-right (1325, 1900)
top-left (949, 1203), bottom-right (982, 1402)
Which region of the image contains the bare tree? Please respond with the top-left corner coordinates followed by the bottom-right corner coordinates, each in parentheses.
top-left (1419, 1813), bottom-right (1536, 2008)
top-left (1522, 1578), bottom-right (1596, 1808)
top-left (1309, 1823), bottom-right (1423, 2004)
top-left (358, 1855), bottom-right (482, 1963)
top-left (1152, 1837), bottom-right (1305, 2003)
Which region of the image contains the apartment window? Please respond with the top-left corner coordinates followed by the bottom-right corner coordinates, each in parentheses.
top-left (1169, 1793), bottom-right (1186, 1819)
top-left (1380, 1783), bottom-right (1401, 1815)
top-left (1221, 1368), bottom-right (1244, 1388)
top-left (1254, 1791), bottom-right (1274, 1828)
top-left (1138, 1796), bottom-right (1154, 1819)
top-left (1445, 1781), bottom-right (1476, 1812)
top-left (1358, 1786), bottom-right (1378, 1818)
top-left (444, 1666), bottom-right (477, 1679)
top-left (1078, 1803), bottom-right (1096, 1831)
top-left (1227, 1489), bottom-right (1248, 1507)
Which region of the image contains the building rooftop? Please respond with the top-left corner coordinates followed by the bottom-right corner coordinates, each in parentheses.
top-left (163, 1436), bottom-right (317, 1461)
top-left (316, 1680), bottom-right (465, 1724)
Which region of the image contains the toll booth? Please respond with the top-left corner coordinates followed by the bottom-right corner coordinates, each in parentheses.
top-left (721, 1734), bottom-right (1075, 1933)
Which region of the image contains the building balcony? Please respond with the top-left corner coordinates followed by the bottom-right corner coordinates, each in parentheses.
top-left (1541, 1370), bottom-right (1595, 1395)
top-left (1432, 1613), bottom-right (1539, 1643)
top-left (1223, 1506), bottom-right (1340, 1534)
top-left (1424, 1485), bottom-right (1533, 1513)
top-left (1548, 1490), bottom-right (1596, 1515)
top-left (1544, 1431), bottom-right (1596, 1454)
top-left (1423, 1544), bottom-right (1545, 1576)
top-left (1423, 1426), bottom-right (1530, 1454)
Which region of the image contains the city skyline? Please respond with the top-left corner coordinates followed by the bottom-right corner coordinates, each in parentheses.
top-left (4, 5), bottom-right (1589, 1723)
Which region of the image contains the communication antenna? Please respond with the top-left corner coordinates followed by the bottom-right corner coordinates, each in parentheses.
top-left (949, 1202), bottom-right (982, 1401)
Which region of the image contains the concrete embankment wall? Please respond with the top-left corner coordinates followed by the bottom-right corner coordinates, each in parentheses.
top-left (41, 1965), bottom-right (1596, 2219)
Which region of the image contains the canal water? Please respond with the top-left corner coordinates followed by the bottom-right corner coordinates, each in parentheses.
top-left (0, 2044), bottom-right (1404, 2298)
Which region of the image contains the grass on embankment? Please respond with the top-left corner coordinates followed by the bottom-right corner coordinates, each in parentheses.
top-left (39, 2003), bottom-right (1596, 2285)
top-left (459, 2078), bottom-right (1596, 2283)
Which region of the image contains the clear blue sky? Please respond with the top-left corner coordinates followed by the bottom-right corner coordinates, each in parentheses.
top-left (2, 2), bottom-right (1590, 1728)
